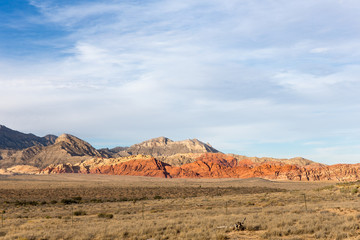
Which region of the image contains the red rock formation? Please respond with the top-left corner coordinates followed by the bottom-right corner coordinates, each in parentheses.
top-left (90, 158), bottom-right (170, 178)
top-left (39, 153), bottom-right (360, 181)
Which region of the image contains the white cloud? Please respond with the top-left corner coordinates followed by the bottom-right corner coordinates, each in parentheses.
top-left (310, 47), bottom-right (329, 53)
top-left (272, 65), bottom-right (360, 97)
top-left (305, 145), bottom-right (360, 164)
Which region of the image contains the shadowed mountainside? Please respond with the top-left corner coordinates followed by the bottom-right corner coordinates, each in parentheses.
top-left (0, 133), bottom-right (107, 168)
top-left (0, 125), bottom-right (56, 150)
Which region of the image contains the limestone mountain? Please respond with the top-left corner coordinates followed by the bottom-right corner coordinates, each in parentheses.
top-left (120, 137), bottom-right (219, 157)
top-left (0, 133), bottom-right (107, 169)
top-left (0, 125), bottom-right (56, 150)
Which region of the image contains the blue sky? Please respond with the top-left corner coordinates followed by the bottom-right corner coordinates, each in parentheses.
top-left (1, 0), bottom-right (360, 164)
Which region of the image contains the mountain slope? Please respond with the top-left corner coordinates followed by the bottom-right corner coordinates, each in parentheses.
top-left (0, 134), bottom-right (107, 168)
top-left (0, 125), bottom-right (56, 150)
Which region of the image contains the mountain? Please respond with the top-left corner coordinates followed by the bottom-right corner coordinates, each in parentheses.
top-left (3, 126), bottom-right (360, 182)
top-left (119, 137), bottom-right (219, 156)
top-left (0, 125), bottom-right (56, 150)
top-left (0, 127), bottom-right (218, 170)
top-left (0, 134), bottom-right (106, 169)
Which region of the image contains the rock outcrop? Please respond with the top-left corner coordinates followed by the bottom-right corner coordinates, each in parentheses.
top-left (0, 165), bottom-right (40, 175)
top-left (40, 155), bottom-right (167, 177)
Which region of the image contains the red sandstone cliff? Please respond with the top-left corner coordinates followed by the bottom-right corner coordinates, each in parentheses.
top-left (39, 153), bottom-right (360, 181)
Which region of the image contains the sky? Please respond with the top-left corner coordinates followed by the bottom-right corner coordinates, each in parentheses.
top-left (1, 0), bottom-right (360, 164)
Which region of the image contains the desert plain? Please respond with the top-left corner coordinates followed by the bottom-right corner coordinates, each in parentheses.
top-left (0, 174), bottom-right (359, 240)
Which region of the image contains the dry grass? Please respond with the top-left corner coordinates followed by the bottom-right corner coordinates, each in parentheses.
top-left (0, 175), bottom-right (358, 239)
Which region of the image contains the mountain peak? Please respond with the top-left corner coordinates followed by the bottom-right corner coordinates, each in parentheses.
top-left (126, 137), bottom-right (219, 156)
top-left (0, 124), bottom-right (9, 131)
top-left (55, 133), bottom-right (79, 144)
top-left (138, 137), bottom-right (173, 147)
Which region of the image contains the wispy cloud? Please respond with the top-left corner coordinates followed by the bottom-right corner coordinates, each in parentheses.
top-left (1, 0), bottom-right (360, 163)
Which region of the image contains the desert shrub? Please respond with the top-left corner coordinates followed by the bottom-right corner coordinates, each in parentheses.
top-left (61, 197), bottom-right (82, 205)
top-left (61, 199), bottom-right (77, 205)
top-left (154, 195), bottom-right (163, 200)
top-left (14, 200), bottom-right (38, 206)
top-left (72, 196), bottom-right (82, 201)
top-left (73, 210), bottom-right (87, 216)
top-left (247, 224), bottom-right (262, 231)
top-left (98, 213), bottom-right (113, 219)
top-left (50, 200), bottom-right (57, 204)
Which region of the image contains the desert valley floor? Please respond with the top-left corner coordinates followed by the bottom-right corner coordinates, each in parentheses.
top-left (0, 174), bottom-right (359, 240)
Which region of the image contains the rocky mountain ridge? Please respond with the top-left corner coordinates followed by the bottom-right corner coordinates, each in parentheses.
top-left (1, 125), bottom-right (360, 181)
top-left (0, 131), bottom-right (106, 168)
top-left (0, 125), bottom-right (56, 150)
